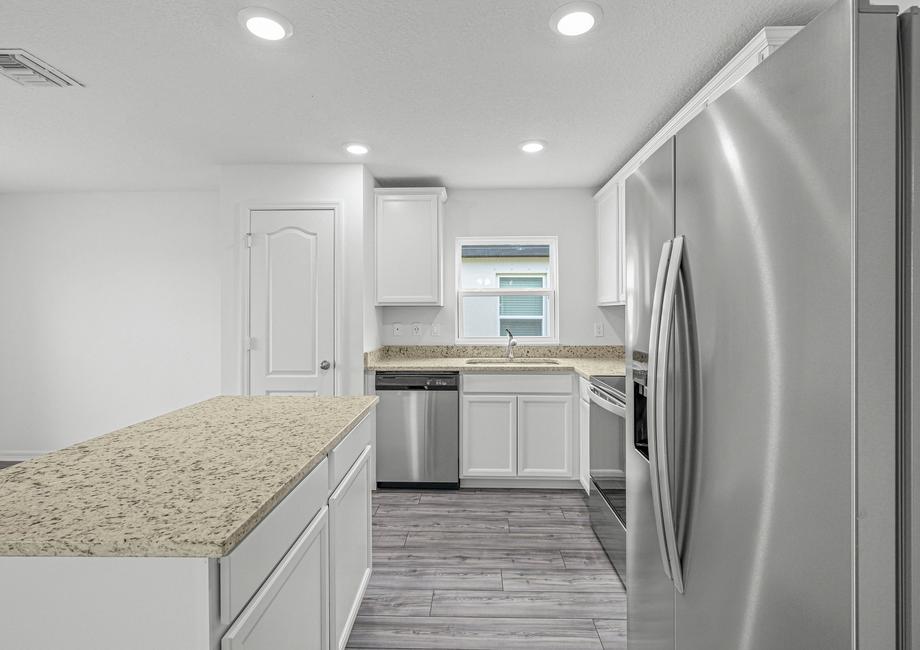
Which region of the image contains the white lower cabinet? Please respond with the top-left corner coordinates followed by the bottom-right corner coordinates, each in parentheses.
top-left (517, 395), bottom-right (573, 477)
top-left (461, 394), bottom-right (517, 476)
top-left (461, 380), bottom-right (574, 480)
top-left (221, 507), bottom-right (329, 650)
top-left (329, 445), bottom-right (373, 650)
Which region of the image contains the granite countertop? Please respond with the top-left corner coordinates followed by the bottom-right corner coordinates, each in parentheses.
top-left (365, 345), bottom-right (626, 379)
top-left (0, 395), bottom-right (378, 558)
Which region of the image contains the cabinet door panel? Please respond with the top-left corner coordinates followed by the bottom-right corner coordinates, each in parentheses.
top-left (329, 445), bottom-right (373, 650)
top-left (461, 395), bottom-right (517, 477)
top-left (375, 192), bottom-right (443, 305)
top-left (221, 507), bottom-right (329, 650)
top-left (596, 183), bottom-right (625, 305)
top-left (517, 395), bottom-right (573, 478)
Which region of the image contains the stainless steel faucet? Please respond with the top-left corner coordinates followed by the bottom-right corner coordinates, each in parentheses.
top-left (505, 328), bottom-right (517, 360)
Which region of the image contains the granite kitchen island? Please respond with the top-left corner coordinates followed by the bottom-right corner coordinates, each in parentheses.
top-left (0, 395), bottom-right (378, 650)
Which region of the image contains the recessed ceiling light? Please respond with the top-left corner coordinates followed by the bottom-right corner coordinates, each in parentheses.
top-left (520, 140), bottom-right (546, 153)
top-left (550, 2), bottom-right (603, 36)
top-left (344, 143), bottom-right (370, 155)
top-left (238, 7), bottom-right (293, 41)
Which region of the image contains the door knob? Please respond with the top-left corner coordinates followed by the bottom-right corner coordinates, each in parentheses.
top-left (320, 360), bottom-right (331, 370)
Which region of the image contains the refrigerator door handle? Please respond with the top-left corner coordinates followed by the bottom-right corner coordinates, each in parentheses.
top-left (656, 235), bottom-right (686, 594)
top-left (647, 239), bottom-right (674, 582)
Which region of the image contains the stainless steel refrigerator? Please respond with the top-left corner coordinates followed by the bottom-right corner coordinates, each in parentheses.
top-left (625, 0), bottom-right (912, 647)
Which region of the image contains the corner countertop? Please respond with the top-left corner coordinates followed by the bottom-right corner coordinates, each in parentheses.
top-left (365, 345), bottom-right (626, 379)
top-left (0, 395), bottom-right (378, 558)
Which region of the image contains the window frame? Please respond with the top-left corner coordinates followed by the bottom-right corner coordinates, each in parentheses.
top-left (455, 236), bottom-right (559, 345)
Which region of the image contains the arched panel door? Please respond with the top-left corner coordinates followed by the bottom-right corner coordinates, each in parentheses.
top-left (249, 209), bottom-right (334, 396)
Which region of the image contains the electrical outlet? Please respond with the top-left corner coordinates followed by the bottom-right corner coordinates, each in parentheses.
top-left (431, 323), bottom-right (441, 337)
top-left (594, 322), bottom-right (604, 337)
top-left (392, 323), bottom-right (403, 336)
top-left (411, 323), bottom-right (422, 336)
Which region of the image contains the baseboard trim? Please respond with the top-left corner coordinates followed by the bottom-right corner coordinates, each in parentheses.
top-left (460, 478), bottom-right (583, 490)
top-left (0, 451), bottom-right (44, 463)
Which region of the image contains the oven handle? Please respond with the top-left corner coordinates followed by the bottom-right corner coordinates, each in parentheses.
top-left (588, 385), bottom-right (626, 418)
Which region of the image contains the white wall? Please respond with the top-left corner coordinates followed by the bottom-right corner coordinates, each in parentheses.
top-left (218, 164), bottom-right (375, 396)
top-left (380, 188), bottom-right (625, 346)
top-left (0, 192), bottom-right (221, 457)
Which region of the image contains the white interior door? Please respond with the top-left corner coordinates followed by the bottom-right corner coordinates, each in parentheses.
top-left (249, 209), bottom-right (334, 396)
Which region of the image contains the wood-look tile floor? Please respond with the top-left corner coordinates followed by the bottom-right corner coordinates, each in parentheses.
top-left (347, 488), bottom-right (626, 650)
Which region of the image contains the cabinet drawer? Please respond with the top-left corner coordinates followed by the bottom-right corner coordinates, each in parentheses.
top-left (222, 507), bottom-right (329, 650)
top-left (462, 373), bottom-right (573, 395)
top-left (328, 414), bottom-right (373, 490)
top-left (220, 458), bottom-right (328, 625)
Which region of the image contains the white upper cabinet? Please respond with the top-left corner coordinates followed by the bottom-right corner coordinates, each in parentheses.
top-left (375, 187), bottom-right (447, 305)
top-left (596, 182), bottom-right (625, 305)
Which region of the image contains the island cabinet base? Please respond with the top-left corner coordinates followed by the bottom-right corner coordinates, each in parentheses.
top-left (0, 410), bottom-right (375, 650)
top-left (0, 555), bottom-right (214, 649)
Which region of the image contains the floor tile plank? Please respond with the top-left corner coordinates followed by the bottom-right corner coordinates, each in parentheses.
top-left (370, 567), bottom-right (503, 591)
top-left (430, 590), bottom-right (625, 619)
top-left (405, 531), bottom-right (605, 550)
top-left (347, 616), bottom-right (603, 649)
top-left (373, 533), bottom-right (408, 548)
top-left (374, 548), bottom-right (565, 569)
top-left (376, 504), bottom-right (568, 519)
top-left (358, 589), bottom-right (434, 617)
top-left (562, 508), bottom-right (591, 520)
top-left (374, 515), bottom-right (510, 533)
top-left (562, 550), bottom-right (618, 569)
top-left (594, 619), bottom-right (627, 649)
top-left (501, 569), bottom-right (625, 593)
top-left (507, 518), bottom-right (595, 534)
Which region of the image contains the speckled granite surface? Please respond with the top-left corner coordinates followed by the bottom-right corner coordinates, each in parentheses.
top-left (0, 395), bottom-right (377, 558)
top-left (365, 346), bottom-right (625, 379)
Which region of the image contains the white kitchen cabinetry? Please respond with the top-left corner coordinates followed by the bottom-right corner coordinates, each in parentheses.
top-left (461, 394), bottom-right (517, 477)
top-left (222, 507), bottom-right (329, 650)
top-left (517, 395), bottom-right (573, 477)
top-left (375, 187), bottom-right (447, 305)
top-left (328, 445), bottom-right (373, 650)
top-left (595, 182), bottom-right (626, 305)
top-left (461, 375), bottom-right (575, 481)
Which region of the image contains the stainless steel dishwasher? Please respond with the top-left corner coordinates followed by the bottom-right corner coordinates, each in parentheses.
top-left (374, 372), bottom-right (459, 488)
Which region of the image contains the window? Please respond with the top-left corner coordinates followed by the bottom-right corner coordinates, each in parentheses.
top-left (456, 237), bottom-right (558, 343)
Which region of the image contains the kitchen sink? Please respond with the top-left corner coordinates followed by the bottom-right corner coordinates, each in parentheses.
top-left (465, 358), bottom-right (560, 365)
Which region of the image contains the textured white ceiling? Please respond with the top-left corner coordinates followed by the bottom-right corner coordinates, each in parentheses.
top-left (0, 0), bottom-right (834, 192)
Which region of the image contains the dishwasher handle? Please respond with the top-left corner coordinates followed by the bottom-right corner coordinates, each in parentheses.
top-left (375, 373), bottom-right (459, 391)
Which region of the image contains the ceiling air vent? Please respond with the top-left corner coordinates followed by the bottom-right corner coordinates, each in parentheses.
top-left (0, 49), bottom-right (82, 87)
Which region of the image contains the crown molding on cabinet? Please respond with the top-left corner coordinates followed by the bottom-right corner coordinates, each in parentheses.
top-left (594, 26), bottom-right (802, 201)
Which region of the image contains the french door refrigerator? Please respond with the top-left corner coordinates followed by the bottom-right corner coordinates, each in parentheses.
top-left (625, 0), bottom-right (910, 648)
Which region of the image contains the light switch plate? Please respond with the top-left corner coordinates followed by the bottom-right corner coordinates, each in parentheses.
top-left (411, 323), bottom-right (422, 336)
top-left (392, 323), bottom-right (403, 336)
top-left (594, 322), bottom-right (604, 337)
